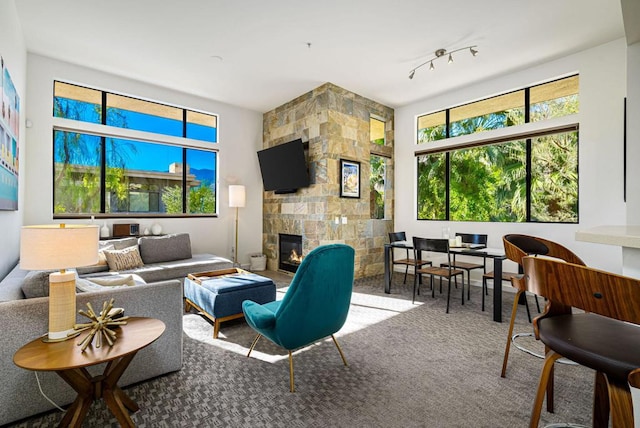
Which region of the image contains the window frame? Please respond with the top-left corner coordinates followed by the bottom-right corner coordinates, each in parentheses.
top-left (52, 81), bottom-right (219, 219)
top-left (414, 75), bottom-right (579, 224)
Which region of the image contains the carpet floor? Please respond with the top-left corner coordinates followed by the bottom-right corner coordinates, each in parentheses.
top-left (8, 272), bottom-right (594, 427)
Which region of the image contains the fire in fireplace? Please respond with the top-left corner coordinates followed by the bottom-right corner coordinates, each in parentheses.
top-left (279, 234), bottom-right (303, 273)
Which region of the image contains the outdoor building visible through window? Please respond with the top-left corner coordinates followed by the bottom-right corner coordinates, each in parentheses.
top-left (52, 81), bottom-right (218, 217)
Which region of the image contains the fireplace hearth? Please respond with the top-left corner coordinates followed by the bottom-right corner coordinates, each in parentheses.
top-left (279, 234), bottom-right (303, 273)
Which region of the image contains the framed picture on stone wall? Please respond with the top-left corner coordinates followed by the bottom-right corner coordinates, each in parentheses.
top-left (340, 159), bottom-right (360, 198)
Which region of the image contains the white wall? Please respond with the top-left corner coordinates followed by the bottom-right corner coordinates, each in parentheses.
top-left (0, 1), bottom-right (26, 278)
top-left (395, 38), bottom-right (628, 274)
top-left (627, 41), bottom-right (640, 222)
top-left (24, 54), bottom-right (264, 266)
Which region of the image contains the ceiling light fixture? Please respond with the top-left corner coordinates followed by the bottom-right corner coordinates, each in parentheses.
top-left (408, 45), bottom-right (478, 79)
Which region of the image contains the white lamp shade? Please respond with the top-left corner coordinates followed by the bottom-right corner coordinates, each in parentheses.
top-left (20, 224), bottom-right (100, 270)
top-left (229, 185), bottom-right (246, 208)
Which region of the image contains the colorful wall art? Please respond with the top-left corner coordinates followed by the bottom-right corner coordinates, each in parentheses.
top-left (0, 56), bottom-right (20, 211)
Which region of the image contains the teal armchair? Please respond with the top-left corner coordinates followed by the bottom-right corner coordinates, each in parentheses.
top-left (242, 244), bottom-right (355, 392)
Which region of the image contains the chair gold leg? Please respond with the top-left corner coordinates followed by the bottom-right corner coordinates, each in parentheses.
top-left (501, 290), bottom-right (523, 378)
top-left (247, 334), bottom-right (261, 357)
top-left (332, 335), bottom-right (348, 366)
top-left (289, 351), bottom-right (295, 392)
top-left (530, 350), bottom-right (562, 428)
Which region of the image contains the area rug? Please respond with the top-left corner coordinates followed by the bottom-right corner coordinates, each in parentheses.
top-left (10, 274), bottom-right (594, 427)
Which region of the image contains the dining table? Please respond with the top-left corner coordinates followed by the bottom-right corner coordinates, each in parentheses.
top-left (383, 242), bottom-right (507, 322)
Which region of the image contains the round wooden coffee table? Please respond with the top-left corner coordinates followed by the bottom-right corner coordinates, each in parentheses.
top-left (14, 317), bottom-right (165, 427)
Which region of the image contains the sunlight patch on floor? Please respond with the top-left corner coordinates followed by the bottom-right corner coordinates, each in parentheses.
top-left (182, 288), bottom-right (422, 363)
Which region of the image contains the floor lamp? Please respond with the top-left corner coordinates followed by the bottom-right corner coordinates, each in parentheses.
top-left (20, 224), bottom-right (99, 342)
top-left (229, 185), bottom-right (246, 266)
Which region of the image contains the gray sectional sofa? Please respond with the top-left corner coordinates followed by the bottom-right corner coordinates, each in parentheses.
top-left (79, 232), bottom-right (234, 285)
top-left (0, 232), bottom-right (233, 426)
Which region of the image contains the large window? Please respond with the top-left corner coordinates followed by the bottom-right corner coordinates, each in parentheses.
top-left (416, 75), bottom-right (579, 223)
top-left (53, 81), bottom-right (218, 217)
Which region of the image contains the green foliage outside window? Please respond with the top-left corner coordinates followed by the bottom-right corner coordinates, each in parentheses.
top-left (530, 132), bottom-right (578, 222)
top-left (370, 155), bottom-right (386, 219)
top-left (417, 152), bottom-right (446, 220)
top-left (416, 75), bottom-right (579, 223)
top-left (162, 183), bottom-right (216, 214)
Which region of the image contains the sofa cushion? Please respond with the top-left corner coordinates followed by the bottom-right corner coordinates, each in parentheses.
top-left (104, 246), bottom-right (144, 271)
top-left (0, 264), bottom-right (28, 301)
top-left (20, 270), bottom-right (56, 298)
top-left (75, 273), bottom-right (145, 292)
top-left (100, 237), bottom-right (138, 250)
top-left (139, 233), bottom-right (192, 264)
top-left (119, 253), bottom-right (233, 283)
top-left (76, 244), bottom-right (114, 275)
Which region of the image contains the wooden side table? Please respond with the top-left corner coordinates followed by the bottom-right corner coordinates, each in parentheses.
top-left (13, 317), bottom-right (165, 427)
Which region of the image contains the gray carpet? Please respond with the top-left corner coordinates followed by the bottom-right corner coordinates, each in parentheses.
top-left (8, 273), bottom-right (593, 427)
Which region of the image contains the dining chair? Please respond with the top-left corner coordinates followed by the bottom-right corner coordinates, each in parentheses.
top-left (388, 232), bottom-right (432, 285)
top-left (440, 233), bottom-right (487, 300)
top-left (501, 234), bottom-right (586, 414)
top-left (412, 237), bottom-right (464, 313)
top-left (523, 256), bottom-right (640, 428)
top-left (480, 270), bottom-right (520, 312)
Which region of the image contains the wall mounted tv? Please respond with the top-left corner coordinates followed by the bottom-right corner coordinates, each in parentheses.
top-left (257, 139), bottom-right (310, 194)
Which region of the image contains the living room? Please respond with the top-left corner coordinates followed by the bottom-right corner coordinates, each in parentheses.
top-left (1, 0), bottom-right (640, 426)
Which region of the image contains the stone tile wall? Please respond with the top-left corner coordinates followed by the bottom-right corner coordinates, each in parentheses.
top-left (262, 83), bottom-right (394, 278)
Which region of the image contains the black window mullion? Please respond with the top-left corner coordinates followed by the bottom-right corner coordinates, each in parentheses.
top-left (524, 87), bottom-right (531, 221)
top-left (445, 109), bottom-right (451, 220)
top-left (525, 138), bottom-right (532, 222)
top-left (524, 88), bottom-right (530, 124)
top-left (100, 91), bottom-right (107, 213)
top-left (182, 110), bottom-right (188, 213)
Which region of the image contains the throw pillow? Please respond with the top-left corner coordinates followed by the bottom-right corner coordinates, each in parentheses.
top-left (103, 246), bottom-right (144, 271)
top-left (76, 244), bottom-right (114, 275)
top-left (21, 270), bottom-right (56, 298)
top-left (90, 275), bottom-right (137, 287)
top-left (75, 275), bottom-right (140, 293)
top-left (96, 244), bottom-right (114, 266)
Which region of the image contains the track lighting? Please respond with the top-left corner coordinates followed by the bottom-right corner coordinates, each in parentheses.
top-left (408, 45), bottom-right (478, 79)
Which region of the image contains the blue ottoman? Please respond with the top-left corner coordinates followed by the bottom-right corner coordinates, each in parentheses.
top-left (184, 269), bottom-right (276, 338)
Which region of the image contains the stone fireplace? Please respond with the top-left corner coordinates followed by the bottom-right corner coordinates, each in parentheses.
top-left (262, 83), bottom-right (395, 279)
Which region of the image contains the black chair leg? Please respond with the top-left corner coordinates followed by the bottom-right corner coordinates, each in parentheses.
top-left (412, 273), bottom-right (418, 304)
top-left (467, 271), bottom-right (471, 300)
top-left (534, 295), bottom-right (541, 313)
top-left (446, 279), bottom-right (452, 313)
top-left (481, 277), bottom-right (486, 311)
top-left (524, 293), bottom-right (532, 323)
top-left (403, 265), bottom-right (409, 285)
top-left (459, 276), bottom-right (464, 305)
top-left (431, 276), bottom-right (435, 298)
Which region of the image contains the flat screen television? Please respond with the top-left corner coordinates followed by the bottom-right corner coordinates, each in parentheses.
top-left (257, 139), bottom-right (310, 193)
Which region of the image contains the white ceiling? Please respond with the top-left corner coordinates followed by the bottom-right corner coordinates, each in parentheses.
top-left (15, 0), bottom-right (625, 113)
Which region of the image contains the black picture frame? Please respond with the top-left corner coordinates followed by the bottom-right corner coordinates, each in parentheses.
top-left (340, 159), bottom-right (360, 198)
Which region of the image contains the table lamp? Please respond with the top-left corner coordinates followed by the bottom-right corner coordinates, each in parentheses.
top-left (229, 185), bottom-right (246, 266)
top-left (20, 224), bottom-right (99, 342)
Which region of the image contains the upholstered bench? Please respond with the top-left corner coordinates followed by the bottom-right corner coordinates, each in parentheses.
top-left (183, 269), bottom-right (276, 338)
